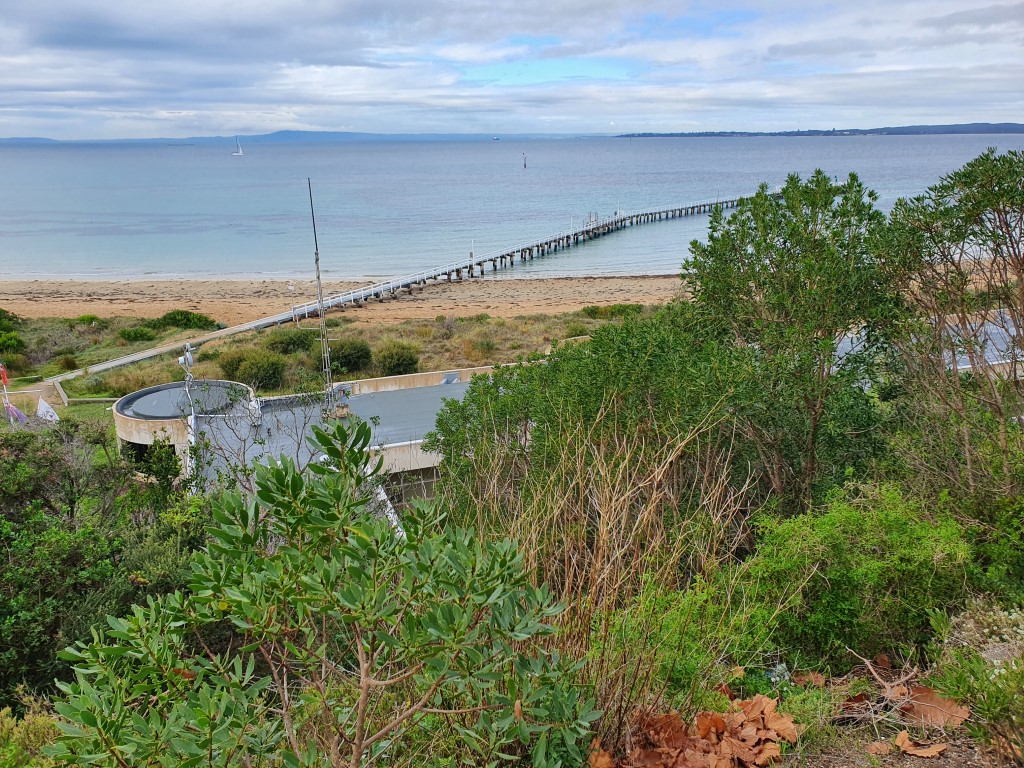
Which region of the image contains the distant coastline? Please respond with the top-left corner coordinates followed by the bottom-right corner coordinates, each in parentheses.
top-left (617, 122), bottom-right (1024, 138)
top-left (1, 123), bottom-right (1022, 144)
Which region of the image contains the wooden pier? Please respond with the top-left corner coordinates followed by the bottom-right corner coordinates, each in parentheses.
top-left (290, 196), bottom-right (744, 321)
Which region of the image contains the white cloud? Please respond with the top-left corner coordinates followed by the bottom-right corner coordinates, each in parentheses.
top-left (0, 0), bottom-right (1020, 138)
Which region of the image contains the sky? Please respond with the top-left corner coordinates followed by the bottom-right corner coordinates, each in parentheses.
top-left (1, 0), bottom-right (1021, 140)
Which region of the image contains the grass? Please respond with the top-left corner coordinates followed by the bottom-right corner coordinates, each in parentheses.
top-left (51, 305), bottom-right (654, 398)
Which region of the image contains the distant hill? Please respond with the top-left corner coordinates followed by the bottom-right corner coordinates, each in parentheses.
top-left (2, 124), bottom-right (1022, 144)
top-left (619, 123), bottom-right (1024, 138)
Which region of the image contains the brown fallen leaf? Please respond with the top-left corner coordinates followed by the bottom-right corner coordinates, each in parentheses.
top-left (866, 740), bottom-right (894, 756)
top-left (900, 685), bottom-right (970, 729)
top-left (792, 671), bottom-right (826, 687)
top-left (895, 729), bottom-right (949, 758)
top-left (589, 738), bottom-right (616, 768)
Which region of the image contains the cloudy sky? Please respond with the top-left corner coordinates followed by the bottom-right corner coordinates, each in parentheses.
top-left (1, 0), bottom-right (1021, 139)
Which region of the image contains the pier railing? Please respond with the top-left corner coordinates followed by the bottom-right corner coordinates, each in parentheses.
top-left (290, 196), bottom-right (743, 321)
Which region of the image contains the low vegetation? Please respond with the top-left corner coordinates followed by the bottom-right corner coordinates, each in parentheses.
top-left (1, 149), bottom-right (1022, 766)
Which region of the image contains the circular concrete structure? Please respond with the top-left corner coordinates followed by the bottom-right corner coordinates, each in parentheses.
top-left (114, 380), bottom-right (253, 467)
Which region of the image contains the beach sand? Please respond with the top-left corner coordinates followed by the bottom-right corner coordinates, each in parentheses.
top-left (0, 275), bottom-right (683, 325)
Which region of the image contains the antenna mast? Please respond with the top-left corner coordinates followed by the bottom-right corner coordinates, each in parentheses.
top-left (308, 179), bottom-right (335, 415)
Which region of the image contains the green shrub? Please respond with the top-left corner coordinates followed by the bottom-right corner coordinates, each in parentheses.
top-left (118, 326), bottom-right (156, 343)
top-left (57, 355), bottom-right (78, 372)
top-left (50, 421), bottom-right (597, 768)
top-left (562, 321), bottom-right (588, 339)
top-left (932, 650), bottom-right (1023, 762)
top-left (217, 349), bottom-right (249, 380)
top-left (0, 332), bottom-right (25, 355)
top-left (0, 692), bottom-right (57, 767)
top-left (235, 350), bottom-right (288, 390)
top-left (74, 314), bottom-right (108, 330)
top-left (262, 327), bottom-right (319, 355)
top-left (375, 339), bottom-right (419, 377)
top-left (579, 303), bottom-right (643, 320)
top-left (146, 310), bottom-right (218, 331)
top-left (744, 485), bottom-right (971, 670)
top-left (1, 355), bottom-right (29, 376)
top-left (329, 338), bottom-right (372, 377)
top-left (0, 310), bottom-right (20, 334)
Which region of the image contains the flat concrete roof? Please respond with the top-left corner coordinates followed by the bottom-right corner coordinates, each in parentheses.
top-left (116, 380), bottom-right (246, 420)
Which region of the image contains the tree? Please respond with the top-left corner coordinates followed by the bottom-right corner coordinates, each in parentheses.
top-left (687, 170), bottom-right (900, 510)
top-left (51, 420), bottom-right (597, 768)
top-left (884, 148), bottom-right (1024, 501)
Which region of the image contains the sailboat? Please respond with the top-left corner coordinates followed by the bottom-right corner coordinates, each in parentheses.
top-left (232, 136), bottom-right (244, 156)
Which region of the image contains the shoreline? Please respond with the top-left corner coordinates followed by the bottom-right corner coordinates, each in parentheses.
top-left (0, 275), bottom-right (683, 326)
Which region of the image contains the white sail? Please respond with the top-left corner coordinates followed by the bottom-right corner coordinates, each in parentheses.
top-left (232, 136), bottom-right (243, 156)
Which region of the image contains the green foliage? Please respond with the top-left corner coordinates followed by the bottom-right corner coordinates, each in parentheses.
top-left (0, 692), bottom-right (57, 767)
top-left (0, 423), bottom-right (203, 708)
top-left (234, 349), bottom-right (288, 390)
top-left (375, 338), bottom-right (420, 377)
top-left (578, 303), bottom-right (643, 319)
top-left (0, 332), bottom-right (25, 355)
top-left (0, 309), bottom-right (20, 334)
top-left (0, 354), bottom-right (29, 376)
top-left (74, 314), bottom-right (107, 329)
top-left (57, 354), bottom-right (78, 371)
top-left (51, 420), bottom-right (597, 768)
top-left (932, 651), bottom-right (1024, 761)
top-left (145, 309), bottom-right (219, 331)
top-left (599, 575), bottom-right (772, 715)
top-left (744, 485), bottom-right (971, 670)
top-left (215, 348), bottom-right (248, 380)
top-left (262, 326), bottom-right (319, 354)
top-left (118, 325), bottom-right (157, 343)
top-left (688, 170), bottom-right (901, 510)
top-left (329, 337), bottom-right (373, 376)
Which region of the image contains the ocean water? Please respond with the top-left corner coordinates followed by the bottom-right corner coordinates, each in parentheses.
top-left (0, 134), bottom-right (1019, 282)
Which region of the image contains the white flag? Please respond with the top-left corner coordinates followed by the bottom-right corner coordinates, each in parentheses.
top-left (37, 397), bottom-right (60, 423)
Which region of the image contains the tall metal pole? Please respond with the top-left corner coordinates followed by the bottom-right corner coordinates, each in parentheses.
top-left (308, 179), bottom-right (335, 415)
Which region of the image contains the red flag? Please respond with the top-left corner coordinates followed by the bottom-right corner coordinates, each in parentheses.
top-left (0, 363), bottom-right (7, 386)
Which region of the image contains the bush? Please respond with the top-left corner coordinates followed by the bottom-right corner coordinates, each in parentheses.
top-left (146, 310), bottom-right (218, 331)
top-left (744, 485), bottom-right (971, 670)
top-left (0, 692), bottom-right (57, 767)
top-left (51, 421), bottom-right (597, 768)
top-left (0, 332), bottom-right (25, 355)
top-left (262, 327), bottom-right (319, 355)
top-left (579, 303), bottom-right (643, 320)
top-left (235, 349), bottom-right (287, 390)
top-left (0, 309), bottom-right (20, 334)
top-left (1, 355), bottom-right (29, 376)
top-left (329, 337), bottom-right (372, 377)
top-left (57, 355), bottom-right (78, 372)
top-left (74, 314), bottom-right (108, 330)
top-left (118, 326), bottom-right (156, 343)
top-left (217, 349), bottom-right (249, 380)
top-left (375, 339), bottom-right (419, 377)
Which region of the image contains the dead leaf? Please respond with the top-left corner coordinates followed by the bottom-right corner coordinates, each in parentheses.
top-left (764, 711), bottom-right (799, 744)
top-left (589, 739), bottom-right (616, 768)
top-left (866, 741), bottom-right (894, 756)
top-left (895, 730), bottom-right (949, 758)
top-left (900, 685), bottom-right (969, 729)
top-left (792, 671), bottom-right (826, 687)
top-left (754, 742), bottom-right (782, 766)
top-left (716, 682), bottom-right (737, 701)
top-left (874, 653), bottom-right (892, 669)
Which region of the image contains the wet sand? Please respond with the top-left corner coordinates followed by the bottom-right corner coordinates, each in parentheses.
top-left (0, 276), bottom-right (682, 326)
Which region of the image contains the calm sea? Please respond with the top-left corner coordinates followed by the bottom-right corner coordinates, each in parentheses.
top-left (0, 135), bottom-right (1019, 282)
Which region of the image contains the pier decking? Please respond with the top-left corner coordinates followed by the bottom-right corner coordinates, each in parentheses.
top-left (290, 197), bottom-right (742, 321)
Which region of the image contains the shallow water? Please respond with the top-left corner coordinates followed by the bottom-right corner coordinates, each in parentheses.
top-left (0, 134), bottom-right (1019, 281)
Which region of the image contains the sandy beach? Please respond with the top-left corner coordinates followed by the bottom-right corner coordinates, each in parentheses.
top-left (0, 275), bottom-right (683, 326)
